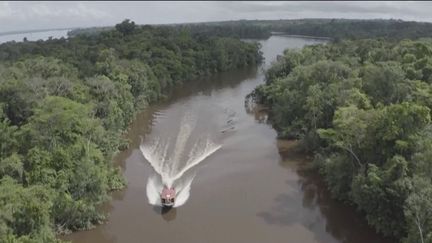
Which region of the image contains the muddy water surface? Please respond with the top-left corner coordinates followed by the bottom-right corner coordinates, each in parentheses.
top-left (64, 36), bottom-right (393, 243)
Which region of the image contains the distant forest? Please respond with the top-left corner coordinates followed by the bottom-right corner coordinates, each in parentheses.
top-left (197, 18), bottom-right (432, 40)
top-left (69, 18), bottom-right (432, 40)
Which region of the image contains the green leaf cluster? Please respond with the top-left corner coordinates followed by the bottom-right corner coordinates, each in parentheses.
top-left (0, 20), bottom-right (262, 242)
top-left (256, 38), bottom-right (432, 242)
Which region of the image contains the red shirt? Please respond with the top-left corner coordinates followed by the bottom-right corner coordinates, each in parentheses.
top-left (161, 187), bottom-right (176, 199)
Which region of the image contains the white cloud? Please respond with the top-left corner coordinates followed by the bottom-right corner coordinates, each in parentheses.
top-left (0, 1), bottom-right (111, 31)
top-left (74, 3), bottom-right (109, 19)
top-left (31, 4), bottom-right (55, 18)
top-left (17, 2), bottom-right (109, 19)
top-left (0, 1), bottom-right (13, 18)
top-left (0, 1), bottom-right (432, 33)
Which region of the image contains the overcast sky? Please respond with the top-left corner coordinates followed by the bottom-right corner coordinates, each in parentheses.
top-left (1, 1), bottom-right (432, 33)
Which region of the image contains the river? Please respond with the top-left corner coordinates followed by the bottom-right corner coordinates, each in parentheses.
top-left (64, 36), bottom-right (393, 243)
top-left (0, 29), bottom-right (70, 44)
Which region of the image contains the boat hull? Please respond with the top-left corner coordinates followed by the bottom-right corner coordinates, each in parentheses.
top-left (162, 203), bottom-right (174, 208)
top-left (161, 187), bottom-right (176, 207)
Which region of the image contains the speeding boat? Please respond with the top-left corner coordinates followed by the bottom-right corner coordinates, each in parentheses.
top-left (161, 186), bottom-right (176, 207)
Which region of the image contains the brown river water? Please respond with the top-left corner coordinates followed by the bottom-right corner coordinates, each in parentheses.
top-left (64, 36), bottom-right (394, 243)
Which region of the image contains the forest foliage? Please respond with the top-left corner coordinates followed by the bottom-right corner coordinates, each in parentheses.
top-left (202, 18), bottom-right (432, 40)
top-left (0, 19), bottom-right (262, 242)
top-left (69, 18), bottom-right (432, 41)
top-left (254, 38), bottom-right (432, 242)
top-left (4, 16), bottom-right (432, 243)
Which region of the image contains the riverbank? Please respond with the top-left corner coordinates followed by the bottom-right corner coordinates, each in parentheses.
top-left (63, 35), bottom-right (391, 243)
top-left (271, 32), bottom-right (333, 40)
top-left (0, 22), bottom-right (262, 242)
top-left (254, 37), bottom-right (432, 242)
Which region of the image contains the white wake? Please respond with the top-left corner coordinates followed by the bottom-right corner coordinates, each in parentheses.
top-left (140, 113), bottom-right (221, 207)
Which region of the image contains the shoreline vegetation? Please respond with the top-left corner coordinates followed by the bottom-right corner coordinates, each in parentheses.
top-left (0, 19), bottom-right (262, 242)
top-left (0, 28), bottom-right (73, 37)
top-left (270, 32), bottom-right (333, 40)
top-left (253, 38), bottom-right (432, 243)
top-left (69, 18), bottom-right (432, 41)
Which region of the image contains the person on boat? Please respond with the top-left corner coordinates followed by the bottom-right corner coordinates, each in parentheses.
top-left (161, 186), bottom-right (176, 207)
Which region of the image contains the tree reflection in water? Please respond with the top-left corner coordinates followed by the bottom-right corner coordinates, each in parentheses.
top-left (257, 140), bottom-right (395, 243)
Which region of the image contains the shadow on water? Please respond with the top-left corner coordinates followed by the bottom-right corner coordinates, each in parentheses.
top-left (257, 193), bottom-right (305, 225)
top-left (244, 99), bottom-right (270, 124)
top-left (246, 100), bottom-right (395, 243)
top-left (256, 139), bottom-right (395, 243)
top-left (153, 206), bottom-right (177, 222)
top-left (297, 168), bottom-right (394, 243)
